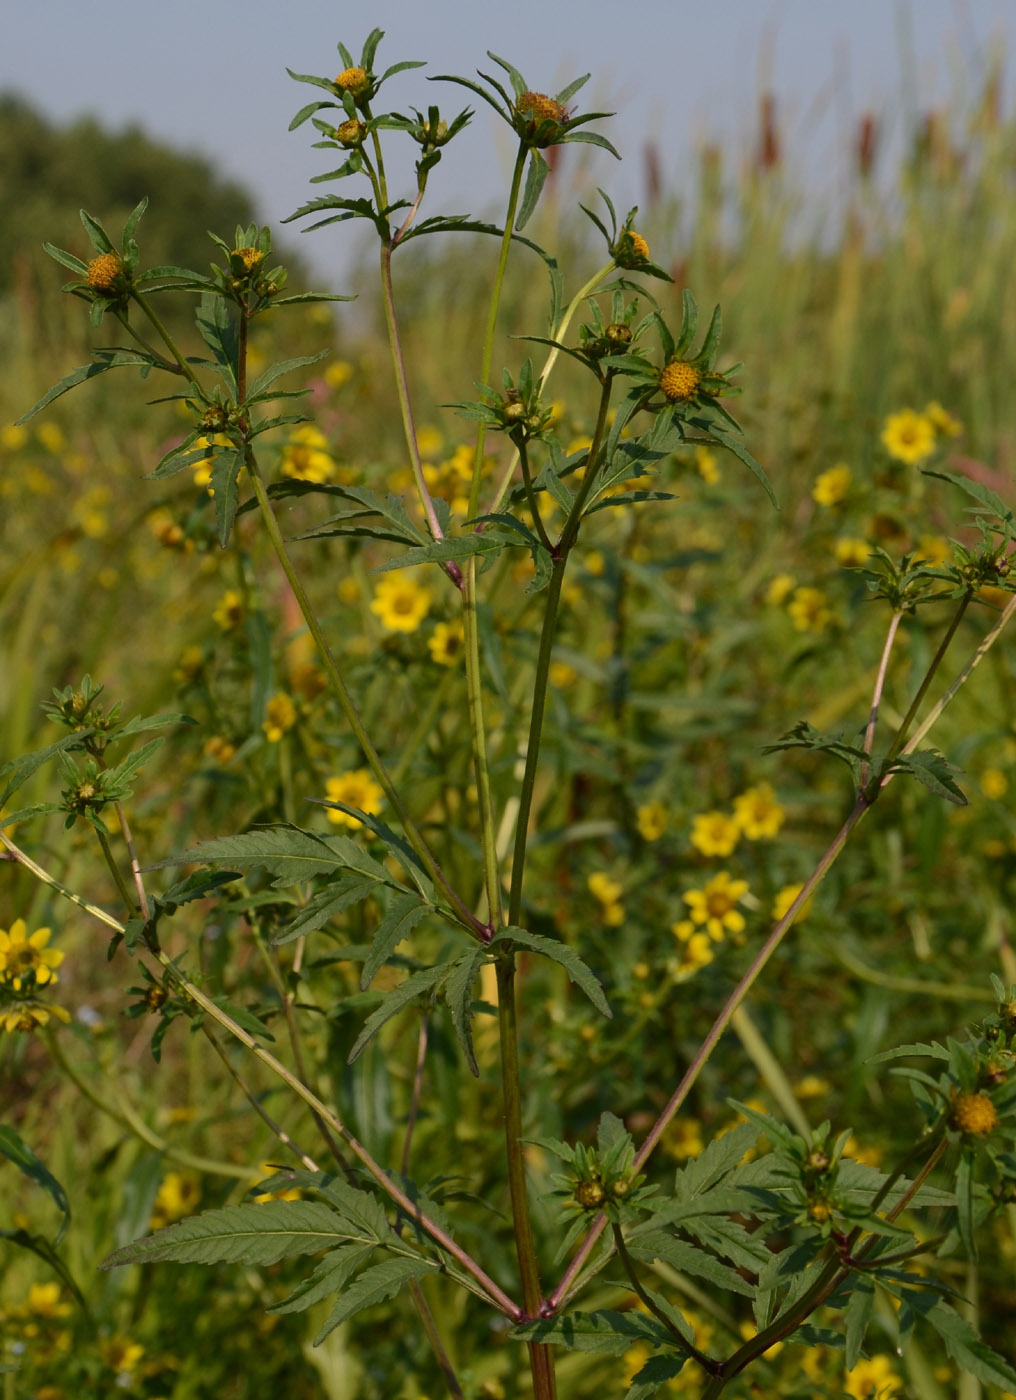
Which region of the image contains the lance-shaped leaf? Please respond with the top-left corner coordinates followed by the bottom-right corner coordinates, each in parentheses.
top-left (347, 963), bottom-right (449, 1063)
top-left (16, 353), bottom-right (159, 424)
top-left (0, 1127), bottom-right (71, 1244)
top-left (103, 1199), bottom-right (361, 1269)
top-left (314, 1255), bottom-right (436, 1344)
top-left (150, 824), bottom-right (366, 888)
top-left (360, 893), bottom-right (431, 989)
top-left (444, 945), bottom-right (490, 1076)
top-left (0, 731), bottom-right (94, 809)
top-left (270, 1243), bottom-right (374, 1314)
top-left (514, 1309), bottom-right (677, 1355)
top-left (494, 928), bottom-right (611, 1017)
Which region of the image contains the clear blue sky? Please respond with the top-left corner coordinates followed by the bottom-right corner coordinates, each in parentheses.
top-left (3, 0), bottom-right (1011, 277)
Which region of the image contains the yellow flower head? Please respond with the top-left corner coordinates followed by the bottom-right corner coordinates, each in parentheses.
top-left (514, 90), bottom-right (569, 143)
top-left (636, 801), bottom-right (668, 842)
top-left (0, 999), bottom-right (70, 1034)
top-left (335, 65), bottom-right (371, 98)
top-left (732, 783), bottom-right (785, 840)
top-left (262, 693), bottom-right (297, 743)
top-left (27, 1283), bottom-right (72, 1319)
top-left (101, 1337), bottom-right (145, 1376)
top-left (370, 574), bottom-right (432, 633)
top-left (951, 1090), bottom-right (998, 1137)
top-left (812, 463), bottom-right (851, 506)
top-left (683, 871), bottom-right (749, 940)
top-left (915, 533), bottom-right (951, 569)
top-left (835, 536), bottom-right (870, 568)
top-left (924, 400), bottom-right (963, 438)
top-left (980, 767), bottom-right (1009, 800)
top-left (280, 425), bottom-right (336, 484)
top-left (788, 586), bottom-right (834, 633)
top-left (772, 882), bottom-right (813, 924)
top-left (232, 246), bottom-right (264, 274)
top-left (588, 872), bottom-right (623, 906)
top-left (325, 769), bottom-right (384, 830)
top-left (669, 931), bottom-right (715, 980)
top-left (335, 118), bottom-right (367, 147)
top-left (428, 618), bottom-right (465, 666)
top-left (324, 359), bottom-right (354, 390)
top-left (659, 360), bottom-right (701, 403)
top-left (85, 251), bottom-right (124, 295)
top-left (212, 588), bottom-right (244, 631)
top-left (0, 920), bottom-right (63, 992)
top-left (150, 1171), bottom-right (201, 1229)
top-left (695, 446), bottom-right (719, 483)
top-left (689, 811), bottom-right (740, 858)
top-left (844, 1353), bottom-right (902, 1398)
top-left (765, 572), bottom-right (797, 606)
top-left (665, 1117), bottom-right (705, 1159)
top-left (881, 409), bottom-right (935, 465)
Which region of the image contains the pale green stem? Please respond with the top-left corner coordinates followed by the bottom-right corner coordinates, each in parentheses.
top-left (486, 259), bottom-right (615, 517)
top-left (464, 556), bottom-right (504, 929)
top-left (877, 592), bottom-right (971, 779)
top-left (131, 290), bottom-right (206, 395)
top-left (0, 831), bottom-right (122, 930)
top-left (242, 452), bottom-right (484, 938)
top-left (729, 1005), bottom-right (811, 1136)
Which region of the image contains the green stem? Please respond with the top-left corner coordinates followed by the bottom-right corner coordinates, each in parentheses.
top-left (879, 592), bottom-right (971, 776)
top-left (408, 1277), bottom-right (466, 1400)
top-left (131, 290), bottom-right (206, 394)
top-left (242, 452), bottom-right (485, 939)
top-left (469, 142), bottom-right (528, 519)
top-left (95, 828), bottom-right (138, 914)
top-left (516, 434), bottom-right (554, 552)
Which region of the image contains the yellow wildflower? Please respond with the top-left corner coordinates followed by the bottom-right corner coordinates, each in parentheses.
top-left (788, 586), bottom-right (834, 633)
top-left (666, 1118), bottom-right (705, 1159)
top-left (683, 871), bottom-right (749, 940)
top-left (835, 536), bottom-right (870, 568)
top-left (101, 1337), bottom-right (145, 1377)
top-left (428, 619), bottom-right (465, 666)
top-left (765, 573), bottom-right (797, 606)
top-left (881, 409), bottom-right (935, 465)
top-left (812, 463), bottom-right (851, 506)
top-left (844, 1353), bottom-right (902, 1398)
top-left (732, 783), bottom-right (784, 840)
top-left (689, 811), bottom-right (740, 857)
top-left (924, 400), bottom-right (963, 437)
top-left (549, 660), bottom-right (578, 689)
top-left (915, 534), bottom-right (951, 568)
top-left (636, 801), bottom-right (668, 842)
top-left (0, 999), bottom-right (70, 1033)
top-left (262, 693), bottom-right (297, 743)
top-left (36, 422), bottom-right (67, 455)
top-left (772, 882), bottom-right (813, 924)
top-left (280, 425), bottom-right (335, 484)
top-left (981, 767), bottom-right (1008, 799)
top-left (1, 423), bottom-right (28, 451)
top-left (324, 360), bottom-right (354, 390)
top-left (27, 1283), bottom-right (72, 1319)
top-left (191, 433), bottom-right (230, 491)
top-left (659, 360), bottom-right (701, 403)
top-left (370, 574), bottom-right (432, 633)
top-left (695, 446), bottom-right (719, 483)
top-left (588, 873), bottom-right (623, 906)
top-left (212, 588), bottom-right (244, 631)
top-left (174, 646), bottom-right (204, 683)
top-left (795, 1074), bottom-right (831, 1099)
top-left (150, 1171), bottom-right (201, 1229)
top-left (325, 769), bottom-right (384, 830)
top-left (415, 424), bottom-right (443, 458)
top-left (670, 932), bottom-right (715, 980)
top-left (335, 65), bottom-right (371, 98)
top-left (952, 1091), bottom-right (998, 1137)
top-left (584, 550), bottom-right (605, 576)
top-left (0, 920), bottom-right (63, 991)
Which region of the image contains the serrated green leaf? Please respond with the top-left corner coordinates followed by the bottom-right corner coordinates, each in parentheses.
top-left (924, 1299), bottom-right (1016, 1389)
top-left (624, 1355), bottom-right (687, 1399)
top-left (496, 927), bottom-right (610, 1017)
top-left (844, 1276), bottom-right (875, 1369)
top-left (891, 749), bottom-right (967, 806)
top-left (0, 732), bottom-right (94, 809)
top-left (195, 294), bottom-right (238, 393)
top-left (102, 1200), bottom-right (355, 1269)
top-left (347, 963), bottom-right (449, 1063)
top-left (151, 825), bottom-right (346, 887)
top-left (673, 1120), bottom-right (760, 1200)
top-left (16, 354), bottom-right (156, 424)
top-left (245, 352), bottom-right (330, 401)
top-left (314, 1255), bottom-right (436, 1343)
top-left (444, 946), bottom-right (488, 1076)
top-left (627, 1231), bottom-right (755, 1295)
top-left (270, 1243), bottom-right (373, 1314)
top-left (274, 875), bottom-right (379, 945)
top-left (867, 1041), bottom-right (951, 1065)
top-left (361, 894), bottom-right (430, 989)
top-left (211, 447), bottom-right (245, 546)
top-left (0, 1128), bottom-right (71, 1244)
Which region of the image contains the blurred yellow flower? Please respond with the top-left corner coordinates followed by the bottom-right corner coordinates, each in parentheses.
top-left (262, 693), bottom-right (297, 743)
top-left (881, 409), bottom-right (935, 465)
top-left (788, 586), bottom-right (834, 633)
top-left (212, 588), bottom-right (245, 631)
top-left (588, 872), bottom-right (623, 906)
top-left (325, 769), bottom-right (384, 829)
top-left (636, 801), bottom-right (668, 842)
top-left (765, 573), bottom-right (797, 606)
top-left (738, 1320), bottom-right (783, 1357)
top-left (844, 1353), bottom-right (902, 1398)
top-left (666, 1117), bottom-right (705, 1159)
top-left (26, 1283), bottom-right (72, 1319)
top-left (428, 619), bottom-right (465, 666)
top-left (795, 1074), bottom-right (831, 1099)
top-left (151, 1171), bottom-right (201, 1229)
top-left (191, 433), bottom-right (230, 490)
top-left (370, 575), bottom-right (432, 633)
top-left (174, 645), bottom-right (204, 683)
top-left (1, 423), bottom-right (28, 451)
top-left (670, 931), bottom-right (715, 980)
top-left (732, 783), bottom-right (784, 840)
top-left (915, 533), bottom-right (951, 568)
top-left (812, 463), bottom-right (851, 506)
top-left (280, 425), bottom-right (336, 484)
top-left (683, 871), bottom-right (749, 939)
top-left (924, 400), bottom-right (963, 437)
top-left (324, 359), bottom-right (354, 390)
top-left (549, 660), bottom-right (578, 688)
top-left (0, 999), bottom-right (70, 1033)
top-left (36, 422), bottom-right (67, 455)
top-left (415, 424), bottom-right (443, 459)
top-left (690, 811), bottom-right (740, 857)
top-left (772, 882), bottom-right (813, 924)
top-left (835, 536), bottom-right (870, 568)
top-left (101, 1337), bottom-right (145, 1376)
top-left (695, 446), bottom-right (719, 483)
top-left (981, 767), bottom-right (1008, 799)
